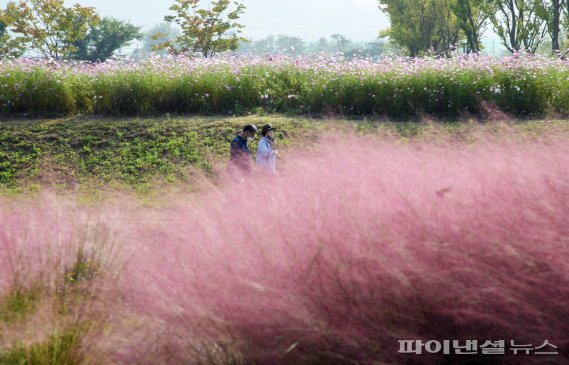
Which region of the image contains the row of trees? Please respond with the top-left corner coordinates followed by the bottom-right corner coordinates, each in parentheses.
top-left (0, 0), bottom-right (247, 60)
top-left (379, 0), bottom-right (569, 57)
top-left (1, 0), bottom-right (386, 60)
top-left (2, 0), bottom-right (389, 61)
top-left (8, 0), bottom-right (567, 60)
top-left (0, 0), bottom-right (142, 61)
top-left (233, 34), bottom-right (390, 57)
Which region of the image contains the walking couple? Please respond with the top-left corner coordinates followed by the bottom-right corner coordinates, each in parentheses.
top-left (229, 124), bottom-right (278, 176)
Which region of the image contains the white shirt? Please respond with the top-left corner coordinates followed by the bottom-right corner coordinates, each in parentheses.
top-left (256, 137), bottom-right (277, 173)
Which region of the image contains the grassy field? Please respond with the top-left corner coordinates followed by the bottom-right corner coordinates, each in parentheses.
top-left (0, 115), bottom-right (325, 193)
top-left (2, 115), bottom-right (569, 196)
top-left (1, 116), bottom-right (569, 364)
top-left (1, 118), bottom-right (568, 364)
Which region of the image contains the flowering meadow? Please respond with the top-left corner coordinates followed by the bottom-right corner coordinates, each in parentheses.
top-left (1, 131), bottom-right (568, 365)
top-left (2, 54), bottom-right (569, 117)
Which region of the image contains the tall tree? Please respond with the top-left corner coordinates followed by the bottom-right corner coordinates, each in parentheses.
top-left (366, 40), bottom-right (387, 57)
top-left (450, 0), bottom-right (489, 53)
top-left (434, 0), bottom-right (463, 56)
top-left (252, 35), bottom-right (276, 54)
top-left (378, 0), bottom-right (462, 57)
top-left (276, 35), bottom-right (305, 55)
top-left (331, 33), bottom-right (350, 51)
top-left (315, 37), bottom-right (331, 53)
top-left (157, 0), bottom-right (247, 58)
top-left (72, 17), bottom-right (142, 61)
top-left (538, 0), bottom-right (565, 52)
top-left (486, 0), bottom-right (548, 54)
top-left (3, 0), bottom-right (99, 60)
top-left (0, 17), bottom-right (26, 58)
top-left (245, 35), bottom-right (305, 55)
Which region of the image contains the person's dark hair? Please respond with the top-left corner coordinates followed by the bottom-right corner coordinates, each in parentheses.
top-left (243, 124), bottom-right (257, 133)
top-left (261, 124), bottom-right (275, 136)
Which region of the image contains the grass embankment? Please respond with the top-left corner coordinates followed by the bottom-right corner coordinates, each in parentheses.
top-left (0, 115), bottom-right (326, 193)
top-left (2, 115), bottom-right (569, 195)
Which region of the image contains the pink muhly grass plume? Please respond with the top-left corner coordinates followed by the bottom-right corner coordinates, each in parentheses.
top-left (0, 195), bottom-right (118, 290)
top-left (0, 195), bottom-right (121, 363)
top-left (120, 134), bottom-right (569, 365)
top-left (0, 196), bottom-right (82, 290)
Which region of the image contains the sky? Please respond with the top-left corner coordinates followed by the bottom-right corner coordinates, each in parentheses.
top-left (56, 0), bottom-right (389, 42)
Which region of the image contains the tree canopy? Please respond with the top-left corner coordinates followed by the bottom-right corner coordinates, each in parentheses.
top-left (72, 17), bottom-right (142, 62)
top-left (156, 0), bottom-right (247, 58)
top-left (379, 0), bottom-right (462, 57)
top-left (2, 0), bottom-right (99, 60)
top-left (0, 18), bottom-right (25, 58)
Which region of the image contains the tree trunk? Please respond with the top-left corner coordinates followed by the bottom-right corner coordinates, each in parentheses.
top-left (509, 0), bottom-right (518, 52)
top-left (551, 0), bottom-right (562, 52)
top-left (467, 11), bottom-right (480, 53)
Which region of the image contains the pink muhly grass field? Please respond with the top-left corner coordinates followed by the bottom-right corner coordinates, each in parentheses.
top-left (1, 198), bottom-right (89, 290)
top-left (0, 197), bottom-right (118, 290)
top-left (1, 134), bottom-right (568, 365)
top-left (118, 135), bottom-right (569, 365)
top-left (0, 196), bottom-right (120, 363)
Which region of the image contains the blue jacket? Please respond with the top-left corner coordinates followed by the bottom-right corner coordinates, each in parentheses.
top-left (230, 135), bottom-right (252, 171)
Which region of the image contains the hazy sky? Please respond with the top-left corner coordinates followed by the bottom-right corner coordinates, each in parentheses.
top-left (58, 0), bottom-right (389, 42)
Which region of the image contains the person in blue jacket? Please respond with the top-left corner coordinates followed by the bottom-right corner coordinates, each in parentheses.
top-left (229, 124), bottom-right (257, 173)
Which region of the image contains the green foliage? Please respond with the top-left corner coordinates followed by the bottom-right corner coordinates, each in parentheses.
top-left (1, 60), bottom-right (568, 122)
top-left (246, 35), bottom-right (277, 54)
top-left (274, 35), bottom-right (306, 55)
top-left (486, 0), bottom-right (549, 54)
top-left (1, 116), bottom-right (568, 190)
top-left (0, 128), bottom-right (42, 185)
top-left (141, 23), bottom-right (181, 56)
top-left (315, 37), bottom-right (331, 53)
top-left (0, 286), bottom-right (42, 323)
top-left (0, 61), bottom-right (567, 121)
top-left (239, 35), bottom-right (306, 55)
top-left (0, 68), bottom-right (81, 116)
top-left (378, 0), bottom-right (563, 55)
top-left (379, 0), bottom-right (463, 57)
top-left (0, 331), bottom-right (85, 365)
top-left (71, 17), bottom-right (142, 62)
top-left (157, 0), bottom-right (247, 57)
top-left (540, 0), bottom-right (565, 51)
top-left (64, 249), bottom-right (101, 284)
top-left (0, 116), bottom-right (315, 187)
top-left (2, 0), bottom-right (99, 60)
top-left (0, 19), bottom-right (25, 58)
top-left (241, 36), bottom-right (391, 58)
top-left (331, 34), bottom-right (350, 51)
top-left (450, 0), bottom-right (489, 53)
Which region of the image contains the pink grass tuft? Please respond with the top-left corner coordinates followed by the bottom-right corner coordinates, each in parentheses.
top-left (2, 133), bottom-right (568, 364)
top-left (117, 135), bottom-right (569, 364)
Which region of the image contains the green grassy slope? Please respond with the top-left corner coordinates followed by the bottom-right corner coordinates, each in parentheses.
top-left (1, 115), bottom-right (568, 194)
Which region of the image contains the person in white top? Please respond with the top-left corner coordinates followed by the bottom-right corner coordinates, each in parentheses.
top-left (256, 124), bottom-right (278, 174)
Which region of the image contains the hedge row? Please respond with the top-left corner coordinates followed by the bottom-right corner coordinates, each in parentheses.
top-left (1, 55), bottom-right (568, 117)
